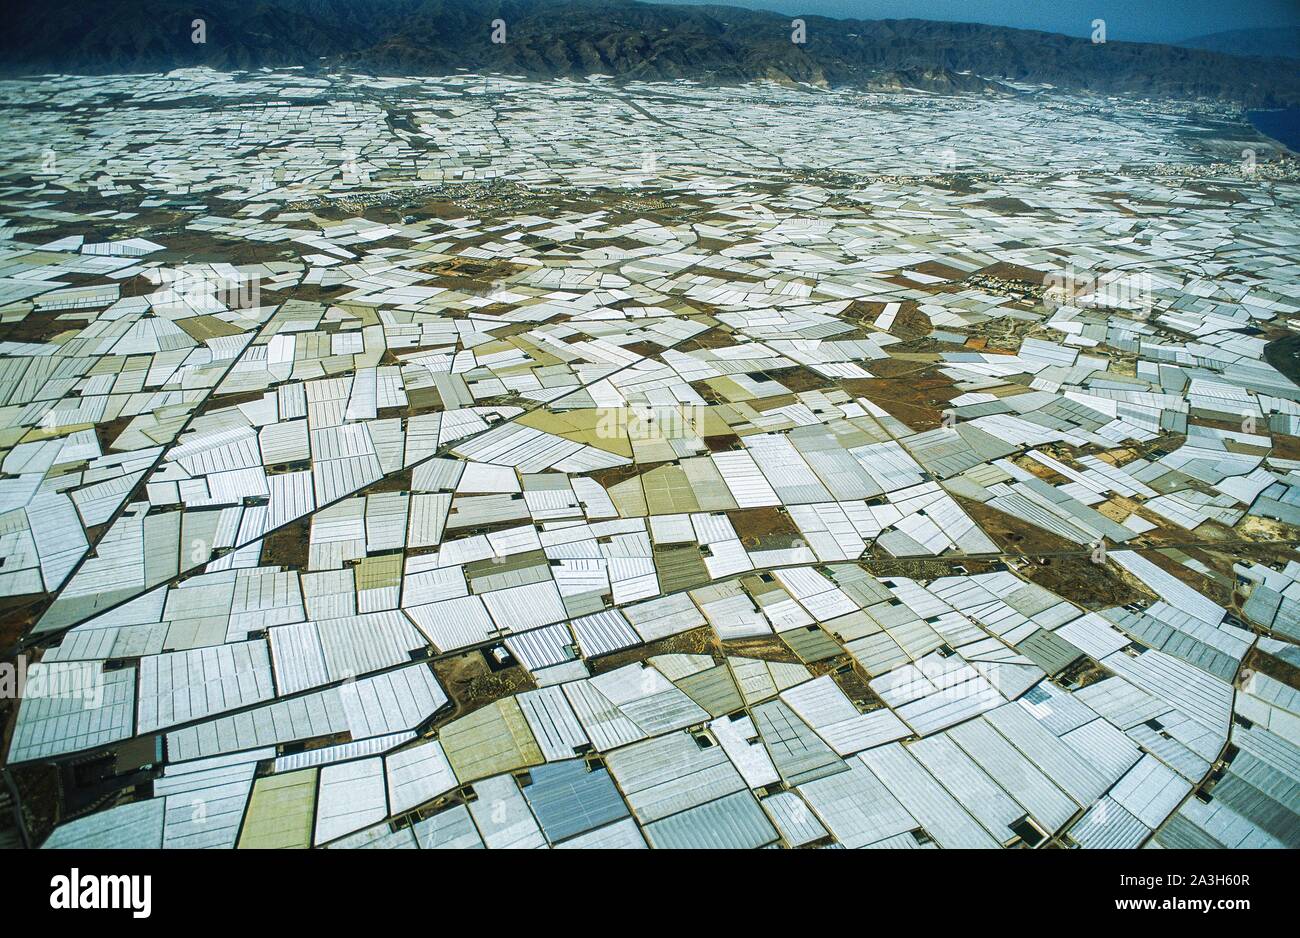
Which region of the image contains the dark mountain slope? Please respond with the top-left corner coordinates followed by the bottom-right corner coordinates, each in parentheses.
top-left (3, 0), bottom-right (1298, 106)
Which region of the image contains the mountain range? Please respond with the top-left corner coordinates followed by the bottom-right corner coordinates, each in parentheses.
top-left (1176, 27), bottom-right (1300, 61)
top-left (3, 0), bottom-right (1299, 107)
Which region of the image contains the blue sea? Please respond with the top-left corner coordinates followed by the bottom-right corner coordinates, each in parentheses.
top-left (1248, 107), bottom-right (1300, 152)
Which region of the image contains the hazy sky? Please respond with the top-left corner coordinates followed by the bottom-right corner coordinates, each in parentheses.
top-left (660, 0), bottom-right (1300, 44)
